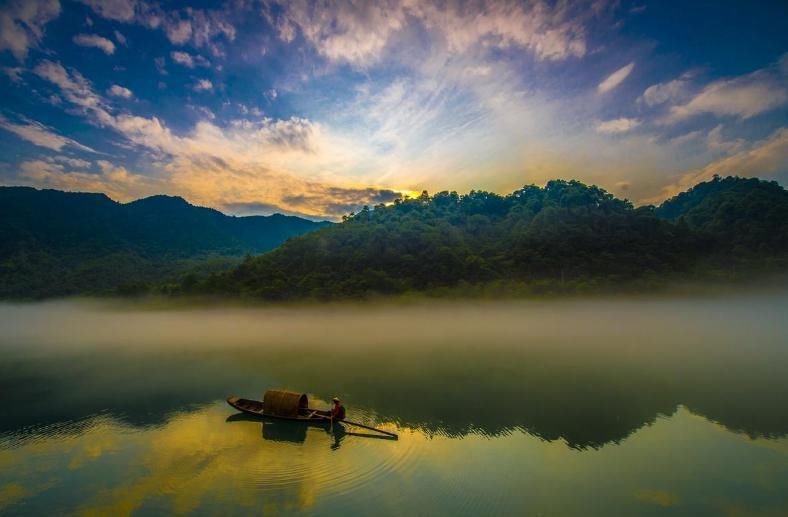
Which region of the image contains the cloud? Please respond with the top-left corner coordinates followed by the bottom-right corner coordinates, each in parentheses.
top-left (78, 0), bottom-right (135, 22)
top-left (596, 117), bottom-right (640, 134)
top-left (3, 66), bottom-right (24, 82)
top-left (170, 50), bottom-right (194, 67)
top-left (638, 71), bottom-right (695, 107)
top-left (170, 50), bottom-right (208, 68)
top-left (79, 1), bottom-right (236, 57)
top-left (664, 58), bottom-right (788, 123)
top-left (107, 84), bottom-right (133, 98)
top-left (597, 62), bottom-right (635, 94)
top-left (0, 0), bottom-right (61, 60)
top-left (193, 79), bottom-right (213, 92)
top-left (0, 115), bottom-right (96, 152)
top-left (265, 0), bottom-right (592, 66)
top-left (113, 29), bottom-right (127, 45)
top-left (28, 61), bottom-right (404, 217)
top-left (19, 158), bottom-right (161, 202)
top-left (73, 33), bottom-right (116, 54)
top-left (52, 155), bottom-right (92, 168)
top-left (34, 61), bottom-right (107, 115)
top-left (641, 128), bottom-right (788, 204)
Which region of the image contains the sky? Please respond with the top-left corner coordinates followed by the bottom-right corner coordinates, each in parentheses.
top-left (0, 0), bottom-right (786, 220)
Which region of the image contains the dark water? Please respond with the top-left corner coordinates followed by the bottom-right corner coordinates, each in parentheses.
top-left (1, 296), bottom-right (787, 515)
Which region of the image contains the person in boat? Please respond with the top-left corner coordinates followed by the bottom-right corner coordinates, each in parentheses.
top-left (330, 397), bottom-right (346, 421)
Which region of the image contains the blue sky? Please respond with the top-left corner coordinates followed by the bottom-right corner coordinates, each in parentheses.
top-left (0, 0), bottom-right (786, 219)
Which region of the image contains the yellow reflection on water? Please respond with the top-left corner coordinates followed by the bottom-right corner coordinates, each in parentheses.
top-left (0, 405), bottom-right (786, 516)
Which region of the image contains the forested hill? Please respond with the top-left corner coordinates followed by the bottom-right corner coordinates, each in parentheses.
top-left (190, 176), bottom-right (788, 300)
top-left (0, 187), bottom-right (328, 298)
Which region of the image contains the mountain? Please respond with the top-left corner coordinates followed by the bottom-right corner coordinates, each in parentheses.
top-left (186, 176), bottom-right (788, 300)
top-left (0, 187), bottom-right (328, 298)
top-left (655, 175), bottom-right (788, 254)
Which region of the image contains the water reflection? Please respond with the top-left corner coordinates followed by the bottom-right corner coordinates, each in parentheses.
top-left (0, 296), bottom-right (787, 514)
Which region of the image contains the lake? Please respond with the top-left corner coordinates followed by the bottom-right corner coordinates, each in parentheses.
top-left (1, 295), bottom-right (787, 515)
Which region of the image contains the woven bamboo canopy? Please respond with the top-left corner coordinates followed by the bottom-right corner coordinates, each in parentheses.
top-left (263, 389), bottom-right (308, 417)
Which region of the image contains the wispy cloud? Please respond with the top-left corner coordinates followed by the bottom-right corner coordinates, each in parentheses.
top-left (638, 71), bottom-right (695, 107)
top-left (596, 117), bottom-right (640, 134)
top-left (73, 33), bottom-right (116, 54)
top-left (79, 0), bottom-right (236, 57)
top-left (641, 128), bottom-right (788, 204)
top-left (598, 62), bottom-right (635, 94)
top-left (0, 0), bottom-right (61, 60)
top-left (0, 114), bottom-right (96, 152)
top-left (265, 0), bottom-right (593, 67)
top-left (663, 56), bottom-right (787, 123)
top-left (107, 84), bottom-right (133, 98)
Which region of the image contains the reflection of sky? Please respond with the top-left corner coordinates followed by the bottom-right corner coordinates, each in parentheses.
top-left (0, 404), bottom-right (786, 515)
top-left (0, 1), bottom-right (786, 219)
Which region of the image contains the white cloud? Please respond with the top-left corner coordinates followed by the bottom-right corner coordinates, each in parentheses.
top-left (114, 29), bottom-right (127, 45)
top-left (193, 79), bottom-right (213, 92)
top-left (265, 0), bottom-right (592, 66)
top-left (3, 66), bottom-right (24, 82)
top-left (34, 61), bottom-right (107, 114)
top-left (80, 0), bottom-right (236, 56)
top-left (0, 0), bottom-right (61, 60)
top-left (108, 84), bottom-right (133, 98)
top-left (51, 155), bottom-right (92, 168)
top-left (78, 0), bottom-right (136, 21)
top-left (664, 59), bottom-right (787, 123)
top-left (596, 117), bottom-right (640, 134)
top-left (597, 62), bottom-right (635, 94)
top-left (73, 33), bottom-right (116, 54)
top-left (170, 50), bottom-right (208, 68)
top-left (641, 127), bottom-right (788, 204)
top-left (0, 115), bottom-right (96, 152)
top-left (19, 158), bottom-right (162, 202)
top-left (638, 71), bottom-right (695, 107)
top-left (170, 50), bottom-right (194, 67)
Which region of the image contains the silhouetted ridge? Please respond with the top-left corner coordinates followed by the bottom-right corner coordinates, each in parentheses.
top-left (0, 187), bottom-right (329, 298)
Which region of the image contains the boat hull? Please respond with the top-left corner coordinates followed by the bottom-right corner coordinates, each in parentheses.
top-left (227, 396), bottom-right (333, 422)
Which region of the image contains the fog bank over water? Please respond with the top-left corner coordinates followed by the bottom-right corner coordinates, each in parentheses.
top-left (1, 293), bottom-right (787, 445)
top-left (2, 293), bottom-right (786, 351)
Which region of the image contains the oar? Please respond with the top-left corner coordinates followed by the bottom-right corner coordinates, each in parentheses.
top-left (318, 415), bottom-right (398, 438)
top-left (338, 418), bottom-right (399, 439)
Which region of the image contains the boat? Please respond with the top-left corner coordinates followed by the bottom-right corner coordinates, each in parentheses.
top-left (226, 389), bottom-right (399, 439)
top-left (227, 389), bottom-right (332, 422)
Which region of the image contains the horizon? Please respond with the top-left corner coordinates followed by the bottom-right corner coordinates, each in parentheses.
top-left (0, 1), bottom-right (786, 220)
top-left (4, 172), bottom-right (773, 223)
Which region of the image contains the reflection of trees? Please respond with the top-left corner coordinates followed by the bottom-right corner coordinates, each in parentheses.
top-left (2, 338), bottom-right (787, 449)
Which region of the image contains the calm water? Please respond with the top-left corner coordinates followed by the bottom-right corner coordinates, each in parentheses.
top-left (1, 296), bottom-right (787, 516)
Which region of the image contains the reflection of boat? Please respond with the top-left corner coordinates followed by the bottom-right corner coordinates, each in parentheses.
top-left (227, 390), bottom-right (331, 422)
top-left (227, 389), bottom-right (399, 439)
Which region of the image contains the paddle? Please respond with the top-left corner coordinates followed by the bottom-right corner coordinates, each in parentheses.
top-left (319, 415), bottom-right (398, 439)
top-left (337, 418), bottom-right (399, 439)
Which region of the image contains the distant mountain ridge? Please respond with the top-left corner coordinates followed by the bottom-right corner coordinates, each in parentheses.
top-left (0, 187), bottom-right (329, 298)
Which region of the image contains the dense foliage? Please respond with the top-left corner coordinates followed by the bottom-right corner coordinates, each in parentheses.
top-left (0, 187), bottom-right (327, 298)
top-left (190, 176), bottom-right (788, 300)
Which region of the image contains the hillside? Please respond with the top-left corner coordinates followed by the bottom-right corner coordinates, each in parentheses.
top-left (655, 175), bottom-right (788, 254)
top-left (0, 187), bottom-right (328, 298)
top-left (188, 176), bottom-right (788, 300)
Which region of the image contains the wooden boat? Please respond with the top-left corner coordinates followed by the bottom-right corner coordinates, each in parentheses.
top-left (227, 390), bottom-right (331, 422)
top-left (227, 389), bottom-right (399, 438)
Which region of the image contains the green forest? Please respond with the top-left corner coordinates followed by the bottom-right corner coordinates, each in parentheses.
top-left (0, 187), bottom-right (327, 298)
top-left (180, 175), bottom-right (788, 300)
top-left (2, 176), bottom-right (787, 300)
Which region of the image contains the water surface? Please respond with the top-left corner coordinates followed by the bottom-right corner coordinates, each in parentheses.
top-left (1, 296), bottom-right (787, 515)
